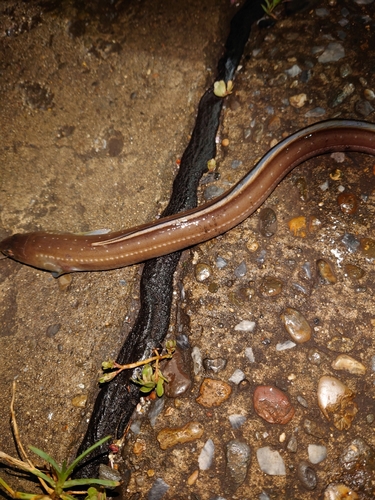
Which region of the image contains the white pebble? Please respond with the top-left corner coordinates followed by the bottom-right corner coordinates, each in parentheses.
top-left (198, 439), bottom-right (215, 470)
top-left (234, 320), bottom-right (256, 332)
top-left (256, 447), bottom-right (286, 476)
top-left (229, 369), bottom-right (246, 384)
top-left (308, 444), bottom-right (327, 464)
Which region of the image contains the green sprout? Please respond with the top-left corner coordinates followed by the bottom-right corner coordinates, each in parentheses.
top-left (99, 340), bottom-right (176, 398)
top-left (0, 383), bottom-right (120, 500)
top-left (262, 0), bottom-right (283, 19)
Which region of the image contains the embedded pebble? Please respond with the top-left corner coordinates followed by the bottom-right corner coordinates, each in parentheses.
top-left (318, 42), bottom-right (345, 63)
top-left (297, 461), bottom-right (317, 490)
top-left (229, 414), bottom-right (247, 429)
top-left (331, 82), bottom-right (355, 107)
top-left (287, 435), bottom-right (298, 453)
top-left (245, 347), bottom-right (255, 362)
top-left (259, 276), bottom-right (283, 297)
top-left (162, 347), bottom-right (192, 398)
top-left (147, 478), bottom-right (169, 500)
top-left (331, 354), bottom-right (366, 375)
top-left (256, 447), bottom-right (286, 476)
top-left (71, 394), bottom-right (87, 408)
top-left (344, 263), bottom-right (364, 279)
top-left (280, 307), bottom-right (312, 343)
top-left (156, 421), bottom-right (204, 450)
top-left (98, 464), bottom-right (123, 483)
top-left (308, 349), bottom-right (324, 366)
top-left (234, 260), bottom-right (247, 278)
top-left (308, 444), bottom-right (327, 464)
top-left (341, 233), bottom-right (360, 252)
top-left (216, 256), bottom-right (228, 269)
top-left (196, 378), bottom-right (232, 407)
top-left (259, 207), bottom-right (277, 237)
top-left (226, 440), bottom-right (251, 487)
top-left (285, 64), bottom-right (301, 77)
top-left (234, 320), bottom-right (256, 332)
top-left (317, 376), bottom-right (358, 430)
top-left (295, 177), bottom-right (308, 201)
top-left (340, 438), bottom-right (372, 469)
top-left (289, 93), bottom-right (307, 108)
top-left (229, 369), bottom-right (245, 385)
top-left (203, 357), bottom-right (227, 373)
top-left (203, 185), bottom-right (225, 200)
top-left (253, 385), bottom-right (295, 424)
top-left (198, 438), bottom-right (215, 470)
top-left (46, 323), bottom-right (61, 338)
top-left (337, 192), bottom-right (358, 214)
top-left (323, 483), bottom-right (359, 500)
top-left (305, 107), bottom-right (326, 117)
top-left (187, 469), bottom-right (199, 486)
top-left (303, 419), bottom-right (327, 439)
top-left (360, 237), bottom-right (375, 258)
top-left (276, 341), bottom-right (296, 351)
top-left (364, 88), bottom-right (375, 101)
top-left (317, 259), bottom-right (337, 284)
top-left (288, 216), bottom-right (307, 237)
top-left (355, 99), bottom-right (374, 117)
top-left (191, 346), bottom-right (203, 375)
top-left (231, 159), bottom-right (242, 169)
top-left (58, 274), bottom-right (72, 291)
top-left (195, 263), bottom-right (212, 282)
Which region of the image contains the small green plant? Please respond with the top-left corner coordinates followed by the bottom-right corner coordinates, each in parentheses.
top-left (99, 339), bottom-right (176, 397)
top-left (0, 383), bottom-right (120, 500)
top-left (213, 80), bottom-right (233, 98)
top-left (262, 0), bottom-right (283, 19)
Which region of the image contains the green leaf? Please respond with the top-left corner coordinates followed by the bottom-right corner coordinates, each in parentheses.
top-left (28, 445), bottom-right (61, 475)
top-left (64, 478), bottom-right (120, 489)
top-left (63, 436), bottom-right (112, 479)
top-left (156, 379), bottom-right (164, 397)
top-left (139, 385), bottom-right (154, 393)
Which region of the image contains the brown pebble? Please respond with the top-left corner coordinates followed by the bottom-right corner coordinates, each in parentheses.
top-left (360, 238), bottom-right (375, 258)
top-left (133, 438), bottom-right (146, 455)
top-left (337, 192), bottom-right (358, 214)
top-left (196, 378), bottom-right (232, 407)
top-left (259, 276), bottom-right (283, 297)
top-left (71, 394), bottom-right (87, 408)
top-left (222, 138), bottom-right (229, 147)
top-left (195, 263), bottom-right (212, 282)
top-left (253, 385), bottom-right (295, 424)
top-left (317, 259), bottom-right (337, 284)
top-left (187, 469), bottom-right (199, 486)
top-left (162, 347), bottom-right (192, 398)
top-left (267, 115), bottom-right (281, 131)
top-left (317, 376), bottom-right (358, 431)
top-left (331, 354), bottom-right (366, 375)
top-left (288, 216), bottom-right (307, 237)
top-left (280, 307), bottom-right (312, 343)
top-left (58, 273), bottom-right (72, 291)
top-left (259, 207), bottom-right (277, 237)
top-left (157, 421), bottom-right (204, 450)
top-left (344, 263), bottom-right (365, 280)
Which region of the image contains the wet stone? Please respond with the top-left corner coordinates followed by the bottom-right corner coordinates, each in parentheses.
top-left (234, 260), bottom-right (247, 278)
top-left (259, 276), bottom-right (283, 297)
top-left (147, 478), bottom-right (169, 500)
top-left (156, 421), bottom-right (204, 450)
top-left (360, 237), bottom-right (375, 258)
top-left (297, 461), bottom-right (317, 491)
top-left (331, 354), bottom-right (366, 375)
top-left (288, 216), bottom-right (307, 237)
top-left (71, 394), bottom-right (87, 408)
top-left (341, 233), bottom-right (360, 252)
top-left (226, 440), bottom-right (251, 488)
top-left (295, 177), bottom-right (308, 201)
top-left (280, 307), bottom-right (312, 343)
top-left (344, 263), bottom-right (365, 279)
top-left (340, 438), bottom-right (372, 469)
top-left (317, 375), bottom-right (358, 430)
top-left (46, 323), bottom-right (61, 338)
top-left (196, 378), bottom-right (232, 407)
top-left (195, 263), bottom-right (212, 282)
top-left (259, 207), bottom-right (277, 237)
top-left (253, 385), bottom-right (295, 424)
top-left (317, 259), bottom-right (337, 284)
top-left (337, 192), bottom-right (358, 214)
top-left (162, 347), bottom-right (192, 398)
top-left (203, 357), bottom-right (227, 373)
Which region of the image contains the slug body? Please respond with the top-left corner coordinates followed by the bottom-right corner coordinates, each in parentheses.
top-left (2, 119), bottom-right (375, 276)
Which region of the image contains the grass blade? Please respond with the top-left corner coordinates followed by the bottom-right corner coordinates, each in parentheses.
top-left (63, 436), bottom-right (112, 479)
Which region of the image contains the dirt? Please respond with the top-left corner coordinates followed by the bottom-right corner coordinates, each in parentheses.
top-left (0, 0), bottom-right (375, 499)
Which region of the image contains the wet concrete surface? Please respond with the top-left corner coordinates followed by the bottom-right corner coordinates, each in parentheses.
top-left (1, 0), bottom-right (375, 499)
